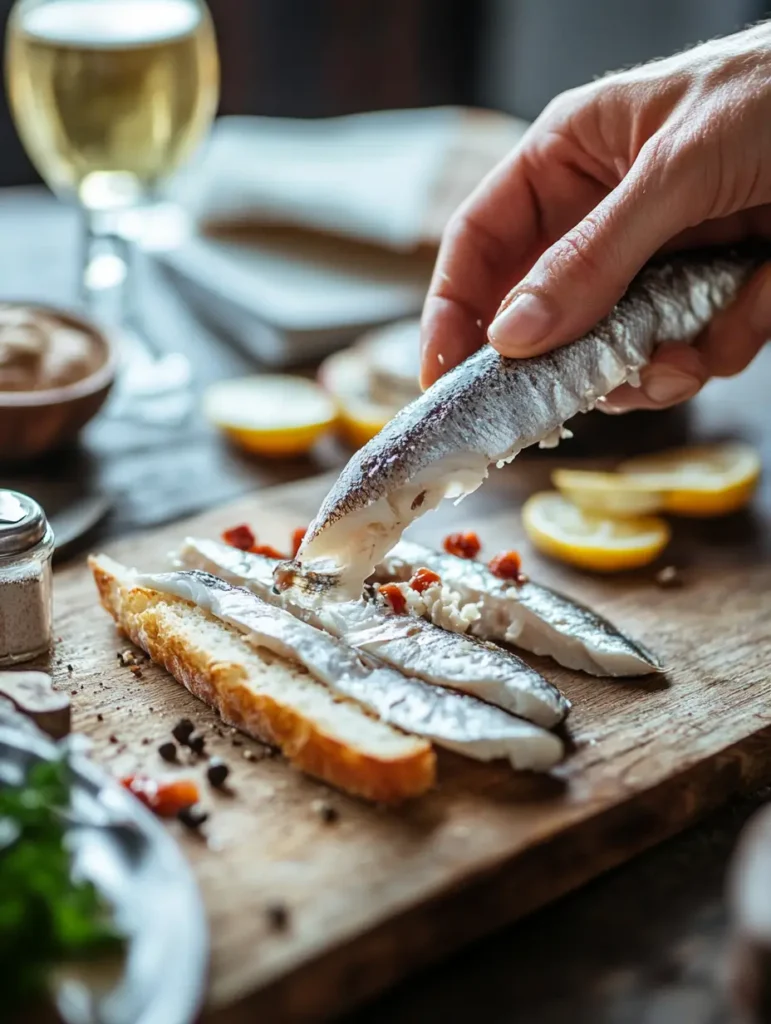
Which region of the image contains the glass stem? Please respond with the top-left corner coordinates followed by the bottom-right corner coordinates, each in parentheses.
top-left (78, 206), bottom-right (130, 332)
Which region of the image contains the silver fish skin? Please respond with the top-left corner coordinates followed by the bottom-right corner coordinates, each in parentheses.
top-left (135, 567), bottom-right (564, 771)
top-left (376, 539), bottom-right (662, 677)
top-left (173, 538), bottom-right (571, 729)
top-left (283, 244), bottom-right (770, 598)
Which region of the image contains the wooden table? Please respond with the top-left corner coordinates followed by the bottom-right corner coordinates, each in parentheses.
top-left (3, 187), bottom-right (771, 1024)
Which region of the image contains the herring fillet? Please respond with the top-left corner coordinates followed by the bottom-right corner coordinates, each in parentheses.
top-left (376, 539), bottom-right (661, 677)
top-left (138, 567), bottom-right (563, 770)
top-left (173, 538), bottom-right (570, 728)
top-left (285, 243), bottom-right (770, 596)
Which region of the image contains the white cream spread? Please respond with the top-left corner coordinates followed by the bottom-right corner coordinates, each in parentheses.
top-left (384, 580), bottom-right (482, 634)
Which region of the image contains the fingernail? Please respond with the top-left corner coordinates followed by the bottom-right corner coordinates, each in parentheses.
top-left (595, 396), bottom-right (628, 415)
top-left (488, 292), bottom-right (556, 352)
top-left (643, 369), bottom-right (701, 405)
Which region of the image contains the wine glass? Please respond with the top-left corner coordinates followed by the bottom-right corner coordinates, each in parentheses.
top-left (5, 0), bottom-right (219, 422)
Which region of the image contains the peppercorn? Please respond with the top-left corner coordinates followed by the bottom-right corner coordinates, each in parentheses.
top-left (188, 733), bottom-right (206, 756)
top-left (206, 758), bottom-right (230, 788)
top-left (266, 902), bottom-right (289, 931)
top-left (311, 799), bottom-right (339, 824)
top-left (177, 804), bottom-right (209, 830)
top-left (158, 741), bottom-right (177, 763)
top-left (172, 718), bottom-right (195, 745)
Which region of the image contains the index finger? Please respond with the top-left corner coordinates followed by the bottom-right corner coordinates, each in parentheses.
top-left (419, 156), bottom-right (541, 388)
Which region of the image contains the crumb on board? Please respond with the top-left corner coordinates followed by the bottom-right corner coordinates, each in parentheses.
top-left (656, 565), bottom-right (684, 588)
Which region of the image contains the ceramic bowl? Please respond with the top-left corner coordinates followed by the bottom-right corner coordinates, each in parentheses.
top-left (0, 306), bottom-right (117, 462)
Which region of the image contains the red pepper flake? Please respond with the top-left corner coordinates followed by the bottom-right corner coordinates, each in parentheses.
top-left (222, 524), bottom-right (256, 551)
top-left (250, 543), bottom-right (287, 559)
top-left (487, 550), bottom-right (523, 581)
top-left (121, 774), bottom-right (200, 818)
top-left (443, 531), bottom-right (481, 559)
top-left (409, 567), bottom-right (442, 593)
top-left (379, 582), bottom-right (408, 614)
top-left (291, 527), bottom-right (307, 557)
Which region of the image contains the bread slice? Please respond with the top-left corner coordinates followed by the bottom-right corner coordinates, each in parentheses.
top-left (90, 555), bottom-right (435, 802)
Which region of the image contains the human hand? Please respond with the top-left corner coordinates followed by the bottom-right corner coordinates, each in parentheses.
top-left (420, 23), bottom-right (771, 412)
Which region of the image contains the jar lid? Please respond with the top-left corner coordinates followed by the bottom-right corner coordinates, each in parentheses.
top-left (0, 490), bottom-right (47, 556)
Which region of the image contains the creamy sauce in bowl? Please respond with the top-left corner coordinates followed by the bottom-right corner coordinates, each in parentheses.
top-left (0, 304), bottom-right (108, 394)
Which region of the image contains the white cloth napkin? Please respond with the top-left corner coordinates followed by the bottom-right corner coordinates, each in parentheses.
top-left (179, 107), bottom-right (528, 252)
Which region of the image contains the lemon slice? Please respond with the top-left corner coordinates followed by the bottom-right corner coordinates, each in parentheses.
top-left (522, 492), bottom-right (671, 572)
top-left (552, 469), bottom-right (665, 517)
top-left (619, 442), bottom-right (761, 516)
top-left (319, 348), bottom-right (401, 449)
top-left (204, 375), bottom-right (336, 457)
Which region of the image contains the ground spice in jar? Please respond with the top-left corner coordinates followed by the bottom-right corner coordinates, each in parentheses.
top-left (0, 491), bottom-right (54, 665)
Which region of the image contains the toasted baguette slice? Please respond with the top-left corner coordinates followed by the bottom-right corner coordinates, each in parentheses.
top-left (90, 555), bottom-right (435, 803)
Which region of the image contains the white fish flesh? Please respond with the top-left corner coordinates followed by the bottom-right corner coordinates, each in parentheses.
top-left (375, 539), bottom-right (661, 676)
top-left (173, 538), bottom-right (570, 728)
top-left (139, 567), bottom-right (564, 770)
top-left (281, 244), bottom-right (769, 597)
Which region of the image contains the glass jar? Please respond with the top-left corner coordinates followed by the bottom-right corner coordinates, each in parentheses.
top-left (0, 490), bottom-right (54, 665)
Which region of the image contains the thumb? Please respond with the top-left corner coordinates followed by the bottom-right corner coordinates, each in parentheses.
top-left (487, 151), bottom-right (694, 357)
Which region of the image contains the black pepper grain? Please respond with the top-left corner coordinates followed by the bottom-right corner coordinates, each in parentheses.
top-left (97, 713), bottom-right (103, 722)
top-left (67, 664), bottom-right (73, 673)
top-left (188, 734), bottom-right (206, 756)
top-left (108, 734), bottom-right (119, 744)
top-left (177, 804), bottom-right (209, 830)
top-left (266, 903), bottom-right (289, 931)
top-left (312, 800), bottom-right (339, 824)
top-left (207, 758), bottom-right (230, 787)
top-left (172, 718), bottom-right (195, 744)
top-left (158, 741), bottom-right (177, 763)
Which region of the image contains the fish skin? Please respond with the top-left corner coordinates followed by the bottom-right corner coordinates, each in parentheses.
top-left (376, 539), bottom-right (662, 677)
top-left (174, 538), bottom-right (571, 728)
top-left (136, 567), bottom-right (564, 771)
top-left (285, 244), bottom-right (770, 596)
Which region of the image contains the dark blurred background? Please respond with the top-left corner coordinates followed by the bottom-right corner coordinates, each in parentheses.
top-left (1, 0), bottom-right (770, 188)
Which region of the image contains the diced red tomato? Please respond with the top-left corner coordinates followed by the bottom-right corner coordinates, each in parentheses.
top-left (409, 567), bottom-right (441, 593)
top-left (222, 524), bottom-right (256, 551)
top-left (379, 582), bottom-right (407, 614)
top-left (443, 531), bottom-right (481, 559)
top-left (121, 774), bottom-right (200, 818)
top-left (291, 527), bottom-right (307, 557)
top-left (250, 543), bottom-right (287, 559)
top-left (487, 550), bottom-right (523, 581)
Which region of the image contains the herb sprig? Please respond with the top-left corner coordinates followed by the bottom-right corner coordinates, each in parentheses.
top-left (0, 758), bottom-right (122, 1015)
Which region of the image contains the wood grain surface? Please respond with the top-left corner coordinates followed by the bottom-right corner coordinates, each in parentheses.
top-left (48, 453), bottom-right (771, 1023)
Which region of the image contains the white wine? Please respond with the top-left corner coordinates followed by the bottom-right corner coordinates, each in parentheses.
top-left (6, 0), bottom-right (219, 207)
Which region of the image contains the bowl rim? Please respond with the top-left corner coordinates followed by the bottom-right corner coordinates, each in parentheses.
top-left (0, 303), bottom-right (118, 408)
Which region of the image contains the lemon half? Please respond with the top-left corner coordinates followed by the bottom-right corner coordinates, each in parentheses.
top-left (522, 492), bottom-right (671, 572)
top-left (204, 375), bottom-right (337, 457)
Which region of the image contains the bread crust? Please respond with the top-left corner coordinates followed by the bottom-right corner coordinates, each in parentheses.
top-left (90, 557), bottom-right (435, 802)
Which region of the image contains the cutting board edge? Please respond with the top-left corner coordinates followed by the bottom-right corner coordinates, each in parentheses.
top-left (205, 724), bottom-right (771, 1023)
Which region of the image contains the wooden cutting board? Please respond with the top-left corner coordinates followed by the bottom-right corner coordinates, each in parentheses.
top-left (51, 456), bottom-right (771, 1023)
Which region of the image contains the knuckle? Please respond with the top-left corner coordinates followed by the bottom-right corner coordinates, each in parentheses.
top-left (540, 83), bottom-right (594, 126)
top-left (544, 215), bottom-right (607, 282)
